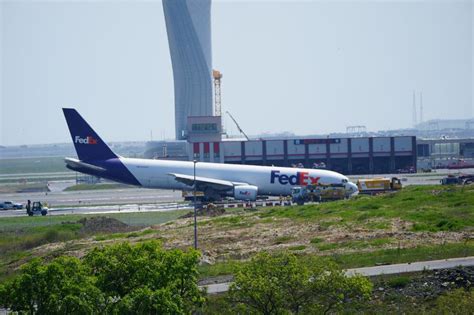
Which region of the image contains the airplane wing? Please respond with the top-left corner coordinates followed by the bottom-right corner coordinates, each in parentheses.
top-left (168, 173), bottom-right (248, 191)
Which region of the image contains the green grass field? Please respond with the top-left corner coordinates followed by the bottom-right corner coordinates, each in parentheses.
top-left (0, 210), bottom-right (189, 281)
top-left (198, 241), bottom-right (474, 278)
top-left (0, 183), bottom-right (50, 193)
top-left (0, 156), bottom-right (68, 174)
top-left (259, 185), bottom-right (474, 232)
top-left (1, 184), bottom-right (473, 282)
top-left (0, 210), bottom-right (189, 232)
top-left (195, 184), bottom-right (474, 278)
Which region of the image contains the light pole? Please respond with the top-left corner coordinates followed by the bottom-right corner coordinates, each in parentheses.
top-left (193, 160), bottom-right (198, 249)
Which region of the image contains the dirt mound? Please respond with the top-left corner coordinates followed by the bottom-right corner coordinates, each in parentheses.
top-left (180, 205), bottom-right (225, 219)
top-left (77, 216), bottom-right (134, 234)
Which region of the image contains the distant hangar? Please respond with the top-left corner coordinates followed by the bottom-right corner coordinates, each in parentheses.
top-left (145, 136), bottom-right (417, 175)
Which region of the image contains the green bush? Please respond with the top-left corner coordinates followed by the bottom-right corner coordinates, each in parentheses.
top-left (228, 252), bottom-right (372, 314)
top-left (0, 257), bottom-right (103, 314)
top-left (0, 241), bottom-right (204, 314)
top-left (387, 276), bottom-right (411, 288)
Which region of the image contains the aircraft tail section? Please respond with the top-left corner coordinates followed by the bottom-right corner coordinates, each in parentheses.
top-left (63, 108), bottom-right (117, 161)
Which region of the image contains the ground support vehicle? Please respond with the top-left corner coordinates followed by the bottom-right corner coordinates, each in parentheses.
top-left (182, 190), bottom-right (206, 201)
top-left (291, 184), bottom-right (346, 205)
top-left (356, 177), bottom-right (402, 195)
top-left (460, 175), bottom-right (474, 184)
top-left (27, 202), bottom-right (48, 216)
top-left (441, 175), bottom-right (474, 185)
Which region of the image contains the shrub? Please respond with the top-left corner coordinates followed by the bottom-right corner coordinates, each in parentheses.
top-left (228, 252), bottom-right (372, 314)
top-left (0, 241), bottom-right (204, 314)
top-left (387, 276), bottom-right (411, 288)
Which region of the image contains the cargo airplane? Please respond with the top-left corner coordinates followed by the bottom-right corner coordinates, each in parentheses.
top-left (63, 108), bottom-right (358, 201)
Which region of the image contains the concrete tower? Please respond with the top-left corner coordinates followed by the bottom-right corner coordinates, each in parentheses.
top-left (162, 0), bottom-right (213, 140)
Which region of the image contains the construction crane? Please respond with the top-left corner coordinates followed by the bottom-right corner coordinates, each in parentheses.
top-left (226, 111), bottom-right (249, 141)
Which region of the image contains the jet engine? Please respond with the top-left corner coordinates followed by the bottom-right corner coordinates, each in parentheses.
top-left (234, 185), bottom-right (258, 201)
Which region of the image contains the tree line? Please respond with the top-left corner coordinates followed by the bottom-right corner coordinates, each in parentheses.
top-left (1, 241), bottom-right (471, 314)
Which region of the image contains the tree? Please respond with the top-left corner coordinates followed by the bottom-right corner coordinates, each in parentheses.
top-left (84, 241), bottom-right (205, 313)
top-left (114, 287), bottom-right (183, 314)
top-left (304, 259), bottom-right (373, 314)
top-left (0, 241), bottom-right (204, 314)
top-left (0, 256), bottom-right (104, 314)
top-left (228, 252), bottom-right (372, 314)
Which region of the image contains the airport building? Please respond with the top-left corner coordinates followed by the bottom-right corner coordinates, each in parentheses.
top-left (145, 136), bottom-right (417, 175)
top-left (417, 138), bottom-right (474, 169)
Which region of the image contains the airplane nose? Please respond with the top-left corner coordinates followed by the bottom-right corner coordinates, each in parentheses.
top-left (345, 182), bottom-right (359, 197)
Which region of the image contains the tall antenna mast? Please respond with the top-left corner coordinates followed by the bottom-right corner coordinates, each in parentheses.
top-left (412, 91), bottom-right (417, 127)
top-left (419, 92), bottom-right (423, 123)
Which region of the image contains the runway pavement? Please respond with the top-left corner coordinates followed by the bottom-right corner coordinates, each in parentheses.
top-left (0, 202), bottom-right (193, 217)
top-left (0, 187), bottom-right (185, 217)
top-left (0, 187), bottom-right (183, 207)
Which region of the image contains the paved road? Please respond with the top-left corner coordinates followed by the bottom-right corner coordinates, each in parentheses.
top-left (202, 256), bottom-right (474, 294)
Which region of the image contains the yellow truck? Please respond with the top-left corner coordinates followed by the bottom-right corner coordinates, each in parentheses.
top-left (356, 177), bottom-right (402, 194)
top-left (182, 190), bottom-right (205, 201)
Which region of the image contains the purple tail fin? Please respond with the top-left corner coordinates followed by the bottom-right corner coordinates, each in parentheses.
top-left (63, 108), bottom-right (117, 161)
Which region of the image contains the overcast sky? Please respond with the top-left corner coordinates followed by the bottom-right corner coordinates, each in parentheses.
top-left (1, 0), bottom-right (473, 146)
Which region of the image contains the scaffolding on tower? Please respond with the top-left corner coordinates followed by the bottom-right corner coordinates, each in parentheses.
top-left (213, 70), bottom-right (223, 117)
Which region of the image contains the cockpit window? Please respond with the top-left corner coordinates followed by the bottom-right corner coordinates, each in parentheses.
top-left (342, 179), bottom-right (348, 183)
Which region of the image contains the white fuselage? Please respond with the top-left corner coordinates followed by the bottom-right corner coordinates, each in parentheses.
top-left (121, 158), bottom-right (350, 196)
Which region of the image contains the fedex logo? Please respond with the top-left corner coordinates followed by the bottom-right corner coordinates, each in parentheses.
top-left (239, 191), bottom-right (251, 196)
top-left (74, 136), bottom-right (98, 145)
top-left (270, 170), bottom-right (320, 186)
